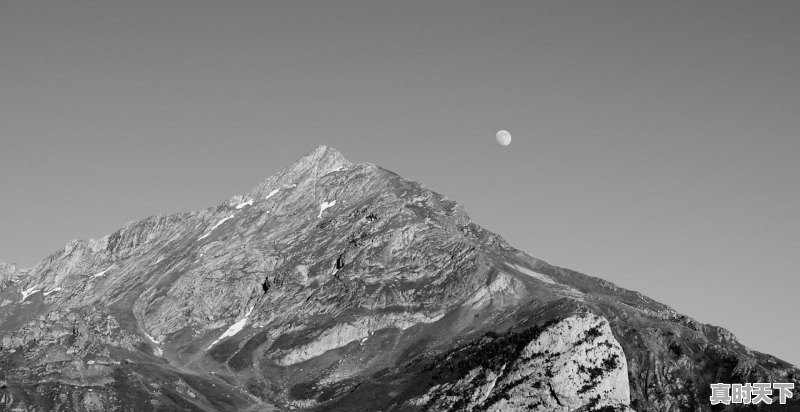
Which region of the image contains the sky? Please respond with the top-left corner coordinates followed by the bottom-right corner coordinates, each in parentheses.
top-left (1, 1), bottom-right (798, 366)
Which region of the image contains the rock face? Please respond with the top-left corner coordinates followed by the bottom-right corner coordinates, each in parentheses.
top-left (0, 262), bottom-right (26, 291)
top-left (409, 314), bottom-right (632, 411)
top-left (0, 145), bottom-right (797, 411)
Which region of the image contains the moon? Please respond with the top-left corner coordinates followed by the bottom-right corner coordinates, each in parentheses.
top-left (495, 130), bottom-right (512, 146)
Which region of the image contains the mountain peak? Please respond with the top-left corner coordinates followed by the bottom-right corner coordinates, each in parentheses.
top-left (248, 145), bottom-right (352, 199)
top-left (295, 144), bottom-right (349, 171)
top-left (305, 144), bottom-right (344, 160)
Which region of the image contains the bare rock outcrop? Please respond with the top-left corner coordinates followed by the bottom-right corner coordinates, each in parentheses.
top-left (410, 313), bottom-right (632, 411)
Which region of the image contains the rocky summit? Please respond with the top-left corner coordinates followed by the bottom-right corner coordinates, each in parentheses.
top-left (0, 145), bottom-right (797, 411)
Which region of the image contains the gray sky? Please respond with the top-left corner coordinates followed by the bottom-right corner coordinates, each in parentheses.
top-left (1, 1), bottom-right (798, 366)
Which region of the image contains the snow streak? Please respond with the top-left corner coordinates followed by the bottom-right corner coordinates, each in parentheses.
top-left (235, 199), bottom-right (253, 209)
top-left (198, 214), bottom-right (235, 240)
top-left (318, 200), bottom-right (336, 218)
top-left (20, 285), bottom-right (40, 302)
top-left (206, 306), bottom-right (254, 350)
top-left (92, 266), bottom-right (114, 278)
top-left (43, 287), bottom-right (62, 296)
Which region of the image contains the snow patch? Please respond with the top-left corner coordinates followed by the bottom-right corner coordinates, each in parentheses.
top-left (43, 287), bottom-right (62, 296)
top-left (198, 214), bottom-right (235, 240)
top-left (509, 264), bottom-right (585, 299)
top-left (20, 285), bottom-right (40, 302)
top-left (235, 199), bottom-right (253, 209)
top-left (92, 265), bottom-right (114, 278)
top-left (317, 200), bottom-right (337, 218)
top-left (206, 306), bottom-right (254, 350)
top-left (144, 331), bottom-right (160, 344)
top-left (328, 166), bottom-right (345, 174)
top-left (265, 189), bottom-right (279, 200)
top-left (510, 264), bottom-right (556, 285)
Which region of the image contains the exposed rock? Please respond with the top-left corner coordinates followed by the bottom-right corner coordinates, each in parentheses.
top-left (0, 145), bottom-right (797, 411)
top-left (276, 311), bottom-right (445, 366)
top-left (0, 262), bottom-right (27, 291)
top-left (405, 314), bottom-right (632, 411)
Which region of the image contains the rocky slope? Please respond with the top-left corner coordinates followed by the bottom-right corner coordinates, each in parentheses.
top-left (0, 145), bottom-right (797, 411)
top-left (0, 262), bottom-right (26, 291)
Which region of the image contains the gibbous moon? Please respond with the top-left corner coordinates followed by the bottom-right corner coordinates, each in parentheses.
top-left (496, 130), bottom-right (512, 146)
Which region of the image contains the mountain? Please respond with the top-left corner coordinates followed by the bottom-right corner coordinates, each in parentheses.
top-left (0, 145), bottom-right (797, 411)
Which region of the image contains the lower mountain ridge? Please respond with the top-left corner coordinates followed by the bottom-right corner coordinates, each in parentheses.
top-left (1, 146), bottom-right (797, 411)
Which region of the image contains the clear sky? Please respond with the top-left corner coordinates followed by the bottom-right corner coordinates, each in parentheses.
top-left (1, 1), bottom-right (798, 366)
